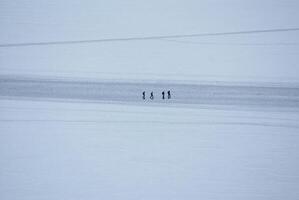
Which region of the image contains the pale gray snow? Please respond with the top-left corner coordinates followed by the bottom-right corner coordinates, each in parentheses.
top-left (1, 99), bottom-right (299, 200)
top-left (1, 0), bottom-right (299, 199)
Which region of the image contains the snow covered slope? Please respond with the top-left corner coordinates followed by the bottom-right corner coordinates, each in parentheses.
top-left (1, 0), bottom-right (299, 83)
top-left (1, 98), bottom-right (299, 200)
top-left (1, 0), bottom-right (299, 199)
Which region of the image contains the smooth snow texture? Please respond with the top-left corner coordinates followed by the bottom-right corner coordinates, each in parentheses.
top-left (1, 0), bottom-right (299, 82)
top-left (1, 0), bottom-right (299, 199)
top-left (0, 99), bottom-right (299, 200)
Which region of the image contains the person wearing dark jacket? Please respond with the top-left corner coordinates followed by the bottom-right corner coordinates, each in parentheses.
top-left (162, 91), bottom-right (165, 99)
top-left (150, 91), bottom-right (154, 100)
top-left (167, 90), bottom-right (171, 99)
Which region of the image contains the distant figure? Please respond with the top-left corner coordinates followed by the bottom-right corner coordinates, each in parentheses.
top-left (162, 91), bottom-right (165, 99)
top-left (142, 91), bottom-right (145, 100)
top-left (150, 91), bottom-right (154, 100)
top-left (167, 90), bottom-right (171, 99)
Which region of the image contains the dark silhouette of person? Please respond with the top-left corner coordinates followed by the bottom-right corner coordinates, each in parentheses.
top-left (150, 91), bottom-right (154, 100)
top-left (142, 91), bottom-right (145, 100)
top-left (167, 90), bottom-right (171, 99)
top-left (162, 91), bottom-right (165, 99)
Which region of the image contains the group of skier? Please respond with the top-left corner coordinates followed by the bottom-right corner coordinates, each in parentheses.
top-left (142, 90), bottom-right (171, 100)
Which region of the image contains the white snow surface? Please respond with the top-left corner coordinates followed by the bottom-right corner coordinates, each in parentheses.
top-left (1, 96), bottom-right (299, 200)
top-left (1, 0), bottom-right (299, 83)
top-left (1, 0), bottom-right (299, 199)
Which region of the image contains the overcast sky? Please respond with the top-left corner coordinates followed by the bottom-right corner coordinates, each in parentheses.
top-left (1, 0), bottom-right (299, 82)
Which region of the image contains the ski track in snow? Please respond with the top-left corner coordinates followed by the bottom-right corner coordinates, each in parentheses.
top-left (1, 75), bottom-right (299, 110)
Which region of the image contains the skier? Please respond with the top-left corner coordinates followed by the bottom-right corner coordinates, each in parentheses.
top-left (162, 91), bottom-right (165, 99)
top-left (167, 90), bottom-right (171, 99)
top-left (142, 91), bottom-right (145, 100)
top-left (150, 91), bottom-right (154, 100)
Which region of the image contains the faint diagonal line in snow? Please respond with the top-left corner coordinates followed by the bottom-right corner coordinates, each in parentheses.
top-left (0, 119), bottom-right (298, 129)
top-left (1, 27), bottom-right (299, 48)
